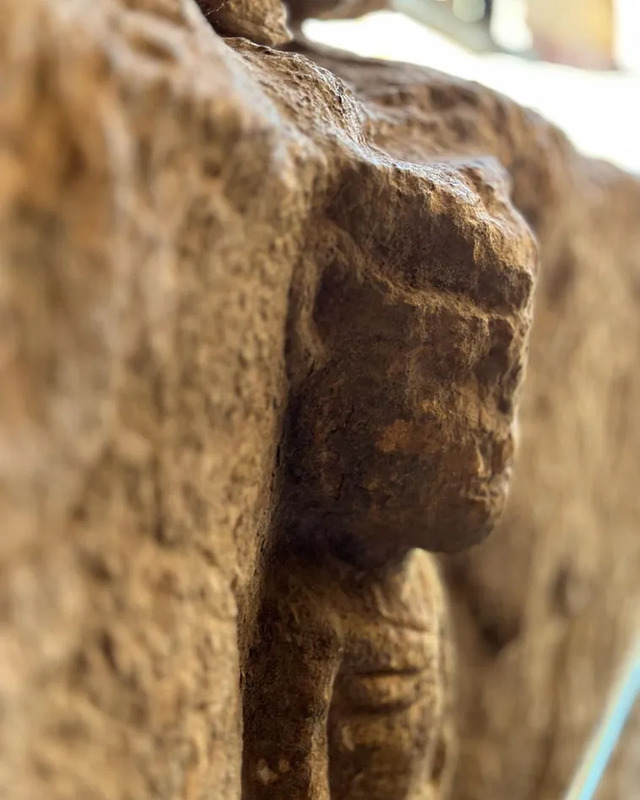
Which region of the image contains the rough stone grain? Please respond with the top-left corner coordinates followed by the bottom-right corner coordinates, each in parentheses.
top-left (290, 38), bottom-right (640, 800)
top-left (244, 549), bottom-right (456, 799)
top-left (195, 0), bottom-right (291, 45)
top-left (0, 2), bottom-right (535, 797)
top-left (0, 2), bottom-right (639, 800)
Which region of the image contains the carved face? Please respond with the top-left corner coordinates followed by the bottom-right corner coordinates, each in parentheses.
top-left (285, 161), bottom-right (537, 559)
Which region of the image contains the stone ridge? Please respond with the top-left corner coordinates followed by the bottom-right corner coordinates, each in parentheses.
top-left (292, 38), bottom-right (640, 800)
top-left (232, 37), bottom-right (537, 563)
top-left (195, 0), bottom-right (292, 45)
top-left (0, 2), bottom-right (535, 796)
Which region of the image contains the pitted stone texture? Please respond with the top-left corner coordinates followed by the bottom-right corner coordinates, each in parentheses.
top-left (244, 550), bottom-right (456, 800)
top-left (290, 40), bottom-right (640, 800)
top-left (0, 4), bottom-right (535, 797)
top-left (194, 0), bottom-right (291, 45)
top-left (0, 1), bottom-right (303, 797)
top-left (0, 2), bottom-right (638, 800)
top-left (280, 154), bottom-right (534, 561)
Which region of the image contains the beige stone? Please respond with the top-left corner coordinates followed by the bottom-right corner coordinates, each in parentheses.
top-left (301, 42), bottom-right (640, 800)
top-left (195, 0), bottom-right (291, 46)
top-left (0, 2), bottom-right (639, 800)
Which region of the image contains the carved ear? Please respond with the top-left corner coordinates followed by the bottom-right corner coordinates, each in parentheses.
top-left (284, 158), bottom-right (537, 559)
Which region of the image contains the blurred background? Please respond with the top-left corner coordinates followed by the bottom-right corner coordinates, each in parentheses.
top-left (303, 0), bottom-right (640, 172)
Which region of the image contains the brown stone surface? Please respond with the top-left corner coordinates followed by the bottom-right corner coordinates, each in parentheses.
top-left (0, 2), bottom-right (639, 800)
top-left (195, 0), bottom-right (291, 46)
top-left (244, 549), bottom-right (457, 799)
top-left (300, 42), bottom-right (640, 800)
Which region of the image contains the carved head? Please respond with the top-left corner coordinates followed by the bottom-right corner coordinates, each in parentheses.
top-left (285, 158), bottom-right (537, 561)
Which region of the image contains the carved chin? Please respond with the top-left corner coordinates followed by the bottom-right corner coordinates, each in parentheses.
top-left (314, 458), bottom-right (513, 560)
top-left (418, 455), bottom-right (515, 553)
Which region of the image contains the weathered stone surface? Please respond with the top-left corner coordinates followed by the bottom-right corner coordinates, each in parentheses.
top-left (244, 549), bottom-right (457, 799)
top-left (0, 2), bottom-right (534, 798)
top-left (195, 0), bottom-right (291, 45)
top-left (0, 2), bottom-right (639, 800)
top-left (292, 39), bottom-right (640, 800)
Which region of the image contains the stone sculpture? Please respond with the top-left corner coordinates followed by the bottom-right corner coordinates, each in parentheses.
top-left (0, 1), bottom-right (639, 799)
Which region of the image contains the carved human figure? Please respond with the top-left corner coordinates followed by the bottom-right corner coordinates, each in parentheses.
top-left (242, 156), bottom-right (537, 798)
top-left (244, 549), bottom-right (454, 800)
